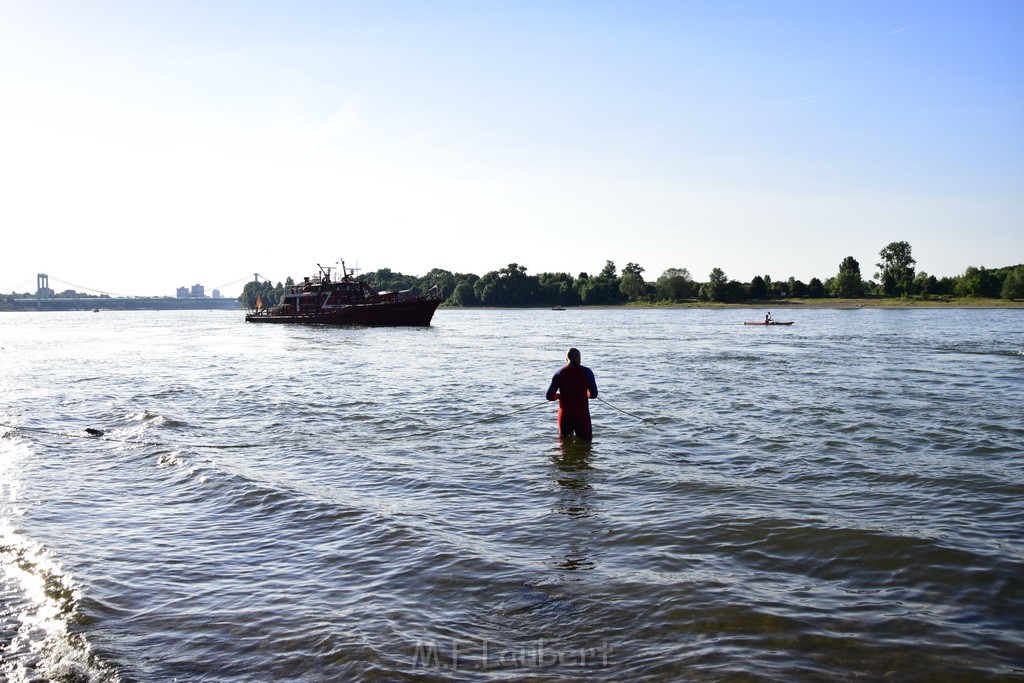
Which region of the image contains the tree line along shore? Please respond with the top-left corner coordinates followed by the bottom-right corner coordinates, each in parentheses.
top-left (237, 241), bottom-right (1023, 310)
top-left (4, 242), bottom-right (1020, 313)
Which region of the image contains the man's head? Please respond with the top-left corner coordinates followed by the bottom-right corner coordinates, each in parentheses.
top-left (566, 347), bottom-right (581, 365)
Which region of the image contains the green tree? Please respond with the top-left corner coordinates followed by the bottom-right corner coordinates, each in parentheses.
top-left (699, 268), bottom-right (729, 302)
top-left (239, 279), bottom-right (257, 308)
top-left (808, 277), bottom-right (825, 298)
top-left (832, 256), bottom-right (864, 297)
top-left (578, 278), bottom-right (613, 305)
top-left (473, 263), bottom-right (540, 306)
top-left (558, 281), bottom-right (582, 306)
top-left (360, 267), bottom-right (418, 292)
top-left (1000, 265), bottom-right (1024, 300)
top-left (748, 275), bottom-right (768, 299)
top-left (935, 276), bottom-right (957, 296)
top-left (787, 277), bottom-right (808, 297)
top-left (419, 268), bottom-right (458, 300)
top-left (619, 262), bottom-right (646, 301)
top-left (910, 271), bottom-right (938, 296)
top-left (573, 272), bottom-right (590, 302)
top-left (876, 241), bottom-right (916, 296)
top-left (725, 280), bottom-right (746, 301)
top-left (576, 261), bottom-right (624, 305)
top-left (955, 266), bottom-right (1001, 297)
top-left (539, 272), bottom-right (580, 306)
top-left (239, 278), bottom-right (280, 309)
top-left (448, 281), bottom-right (478, 306)
top-left (655, 268), bottom-right (695, 300)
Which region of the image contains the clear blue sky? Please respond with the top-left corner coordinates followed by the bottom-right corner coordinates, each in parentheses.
top-left (2, 1), bottom-right (1021, 296)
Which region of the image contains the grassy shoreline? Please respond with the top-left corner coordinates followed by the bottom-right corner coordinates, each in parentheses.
top-left (620, 297), bottom-right (1024, 310)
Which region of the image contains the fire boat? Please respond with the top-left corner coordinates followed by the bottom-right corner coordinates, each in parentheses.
top-left (245, 262), bottom-right (442, 326)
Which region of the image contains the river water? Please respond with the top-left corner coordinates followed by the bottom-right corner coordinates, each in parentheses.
top-left (1, 307), bottom-right (1022, 681)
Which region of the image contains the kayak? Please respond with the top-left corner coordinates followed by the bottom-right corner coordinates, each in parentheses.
top-left (744, 321), bottom-right (794, 325)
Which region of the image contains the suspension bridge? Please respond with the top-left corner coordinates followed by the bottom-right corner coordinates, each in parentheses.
top-left (3, 273), bottom-right (258, 311)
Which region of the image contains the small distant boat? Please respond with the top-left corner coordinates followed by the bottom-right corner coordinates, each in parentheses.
top-left (92, 308), bottom-right (100, 313)
top-left (551, 305), bottom-right (566, 311)
top-left (245, 261), bottom-right (442, 326)
top-left (744, 321), bottom-right (794, 326)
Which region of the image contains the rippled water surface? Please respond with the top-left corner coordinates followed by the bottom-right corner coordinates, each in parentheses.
top-left (1, 307), bottom-right (1023, 681)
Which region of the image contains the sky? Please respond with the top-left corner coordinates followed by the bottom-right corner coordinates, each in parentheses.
top-left (1, 1), bottom-right (1022, 297)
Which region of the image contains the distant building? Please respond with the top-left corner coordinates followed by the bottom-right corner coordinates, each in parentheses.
top-left (212, 289), bottom-right (222, 299)
top-left (176, 284), bottom-right (208, 298)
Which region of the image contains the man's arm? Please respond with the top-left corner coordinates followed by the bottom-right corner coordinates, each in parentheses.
top-left (545, 372), bottom-right (560, 401)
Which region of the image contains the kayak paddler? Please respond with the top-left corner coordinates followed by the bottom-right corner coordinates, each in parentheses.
top-left (545, 347), bottom-right (599, 440)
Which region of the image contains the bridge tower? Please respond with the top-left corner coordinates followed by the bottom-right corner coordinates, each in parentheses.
top-left (37, 274), bottom-right (49, 296)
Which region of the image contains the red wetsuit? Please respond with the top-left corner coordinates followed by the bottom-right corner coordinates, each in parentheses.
top-left (546, 363), bottom-right (598, 440)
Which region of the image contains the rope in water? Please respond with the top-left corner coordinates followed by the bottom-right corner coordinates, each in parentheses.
top-left (0, 398), bottom-right (652, 450)
top-left (0, 401), bottom-right (552, 450)
top-left (597, 397), bottom-right (657, 424)
top-left (0, 423), bottom-right (262, 449)
top-left (376, 400), bottom-right (551, 441)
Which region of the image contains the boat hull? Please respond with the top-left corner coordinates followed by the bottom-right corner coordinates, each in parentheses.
top-left (743, 321), bottom-right (794, 325)
top-left (245, 298), bottom-right (442, 326)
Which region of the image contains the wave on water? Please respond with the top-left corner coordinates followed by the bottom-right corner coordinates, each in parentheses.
top-left (935, 341), bottom-right (1024, 358)
top-left (124, 411), bottom-right (191, 430)
top-left (0, 524), bottom-right (118, 683)
top-left (0, 424), bottom-right (116, 682)
top-left (2, 309), bottom-right (1024, 681)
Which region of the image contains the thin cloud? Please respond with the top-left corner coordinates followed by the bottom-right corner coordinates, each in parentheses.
top-left (373, 134), bottom-right (431, 155)
top-left (600, 140), bottom-right (655, 156)
top-left (434, 129), bottom-right (506, 152)
top-left (739, 91), bottom-right (837, 120)
top-left (279, 99), bottom-right (360, 155)
top-left (888, 22), bottom-right (928, 35)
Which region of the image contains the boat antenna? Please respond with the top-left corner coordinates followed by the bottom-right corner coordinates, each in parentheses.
top-left (339, 258), bottom-right (360, 280)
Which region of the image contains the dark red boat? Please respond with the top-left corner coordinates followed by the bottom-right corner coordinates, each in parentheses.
top-left (245, 262), bottom-right (442, 326)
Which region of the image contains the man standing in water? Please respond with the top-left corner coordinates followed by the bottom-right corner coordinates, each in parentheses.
top-left (546, 347), bottom-right (599, 440)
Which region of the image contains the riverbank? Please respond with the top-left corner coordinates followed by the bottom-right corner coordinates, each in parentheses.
top-left (622, 297), bottom-right (1024, 310)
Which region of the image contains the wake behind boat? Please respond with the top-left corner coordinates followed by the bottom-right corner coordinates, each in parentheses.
top-left (245, 262), bottom-right (442, 326)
